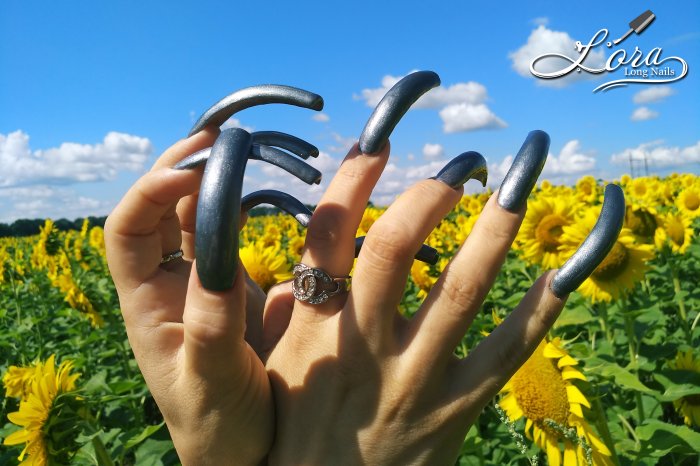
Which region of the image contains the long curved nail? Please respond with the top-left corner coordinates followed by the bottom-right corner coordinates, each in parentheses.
top-left (354, 237), bottom-right (439, 265)
top-left (189, 85), bottom-right (324, 136)
top-left (432, 151), bottom-right (488, 189)
top-left (241, 190), bottom-right (313, 227)
top-left (358, 71), bottom-right (441, 154)
top-left (196, 128), bottom-right (252, 291)
top-left (251, 131), bottom-right (319, 159)
top-left (497, 130), bottom-right (550, 212)
top-left (550, 184), bottom-right (625, 298)
top-left (250, 144), bottom-right (322, 185)
top-left (175, 143), bottom-right (322, 185)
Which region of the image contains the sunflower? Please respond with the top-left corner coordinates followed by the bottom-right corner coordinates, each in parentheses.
top-left (3, 365), bottom-right (37, 400)
top-left (654, 212), bottom-right (694, 255)
top-left (624, 204), bottom-right (660, 244)
top-left (676, 187), bottom-right (700, 218)
top-left (239, 240), bottom-right (293, 292)
top-left (669, 350), bottom-right (700, 427)
top-left (516, 195), bottom-right (578, 269)
top-left (575, 176), bottom-right (600, 204)
top-left (4, 355), bottom-right (80, 465)
top-left (499, 336), bottom-right (612, 466)
top-left (357, 206), bottom-right (385, 236)
top-left (559, 208), bottom-right (654, 303)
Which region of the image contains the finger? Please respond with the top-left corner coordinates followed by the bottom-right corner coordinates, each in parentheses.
top-left (261, 281), bottom-right (295, 358)
top-left (182, 259), bottom-right (248, 377)
top-left (294, 142), bottom-right (389, 317)
top-left (105, 167), bottom-right (204, 292)
top-left (407, 131), bottom-right (549, 365)
top-left (452, 272), bottom-right (566, 409)
top-left (351, 153), bottom-right (487, 337)
top-left (152, 127), bottom-right (220, 170)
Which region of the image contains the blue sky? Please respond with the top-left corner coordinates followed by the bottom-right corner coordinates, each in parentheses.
top-left (1, 0), bottom-right (698, 222)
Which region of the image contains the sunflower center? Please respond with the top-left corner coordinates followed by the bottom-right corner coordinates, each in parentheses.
top-left (684, 192), bottom-right (700, 211)
top-left (592, 242), bottom-right (630, 281)
top-left (535, 214), bottom-right (567, 252)
top-left (629, 209), bottom-right (657, 239)
top-left (511, 354), bottom-right (570, 428)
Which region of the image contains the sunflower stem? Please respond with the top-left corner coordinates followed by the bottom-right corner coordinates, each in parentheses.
top-left (616, 413), bottom-right (640, 449)
top-left (620, 299), bottom-right (646, 424)
top-left (670, 266), bottom-right (691, 343)
top-left (592, 396), bottom-right (620, 466)
top-left (91, 435), bottom-right (115, 466)
top-left (598, 302), bottom-right (612, 343)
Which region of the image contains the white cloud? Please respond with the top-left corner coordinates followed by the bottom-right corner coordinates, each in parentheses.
top-left (631, 106), bottom-right (659, 121)
top-left (422, 143), bottom-right (444, 159)
top-left (355, 73), bottom-right (506, 133)
top-left (632, 86), bottom-right (675, 104)
top-left (544, 140), bottom-right (596, 175)
top-left (328, 133), bottom-right (357, 153)
top-left (439, 103), bottom-right (507, 133)
top-left (0, 130), bottom-right (152, 187)
top-left (0, 185), bottom-right (113, 222)
top-left (532, 17), bottom-right (549, 26)
top-left (220, 117), bottom-right (254, 132)
top-left (509, 25), bottom-right (606, 87)
top-left (611, 140), bottom-right (700, 168)
top-left (312, 112), bottom-right (330, 122)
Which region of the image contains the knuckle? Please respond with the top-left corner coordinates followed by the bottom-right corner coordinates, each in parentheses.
top-left (440, 271), bottom-right (483, 317)
top-left (362, 223), bottom-right (413, 267)
top-left (305, 208), bottom-right (344, 249)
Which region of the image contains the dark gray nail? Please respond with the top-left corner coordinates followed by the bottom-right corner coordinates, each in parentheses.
top-left (175, 143), bottom-right (322, 185)
top-left (196, 128), bottom-right (252, 291)
top-left (174, 147), bottom-right (210, 170)
top-left (250, 144), bottom-right (322, 185)
top-left (251, 131), bottom-right (319, 159)
top-left (497, 130), bottom-right (550, 212)
top-left (358, 71), bottom-right (440, 154)
top-left (433, 151), bottom-right (488, 189)
top-left (189, 85), bottom-right (324, 136)
top-left (241, 190), bottom-right (312, 227)
top-left (354, 237), bottom-right (439, 265)
top-left (550, 184), bottom-right (625, 298)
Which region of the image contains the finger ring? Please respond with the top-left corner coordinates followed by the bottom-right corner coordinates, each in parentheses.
top-left (292, 263), bottom-right (350, 305)
top-left (160, 249), bottom-right (184, 265)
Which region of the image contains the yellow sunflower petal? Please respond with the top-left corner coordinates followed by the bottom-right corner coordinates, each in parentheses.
top-left (584, 430), bottom-right (611, 456)
top-left (566, 385), bottom-right (591, 408)
top-left (499, 394), bottom-right (524, 420)
top-left (543, 341), bottom-right (567, 359)
top-left (546, 436), bottom-right (562, 466)
top-left (557, 355), bottom-right (579, 368)
top-left (561, 366), bottom-right (587, 381)
top-left (569, 402), bottom-right (584, 418)
top-left (3, 428), bottom-right (31, 445)
top-left (563, 442), bottom-right (578, 466)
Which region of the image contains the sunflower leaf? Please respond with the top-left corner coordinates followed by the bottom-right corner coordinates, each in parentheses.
top-left (635, 420), bottom-right (700, 457)
top-left (584, 359), bottom-right (657, 395)
top-left (553, 304), bottom-right (595, 328)
top-left (652, 369), bottom-right (700, 401)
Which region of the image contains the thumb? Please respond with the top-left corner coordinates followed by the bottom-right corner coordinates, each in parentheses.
top-left (183, 259), bottom-right (248, 377)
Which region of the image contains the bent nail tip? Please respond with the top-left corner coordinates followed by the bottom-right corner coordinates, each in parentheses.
top-left (434, 151), bottom-right (488, 189)
top-left (550, 183), bottom-right (625, 296)
top-left (359, 70), bottom-right (441, 156)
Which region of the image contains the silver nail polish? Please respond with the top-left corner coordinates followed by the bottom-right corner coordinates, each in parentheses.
top-left (241, 190), bottom-right (312, 227)
top-left (433, 151), bottom-right (488, 189)
top-left (550, 184), bottom-right (625, 298)
top-left (354, 237), bottom-right (438, 265)
top-left (358, 71), bottom-right (440, 155)
top-left (497, 130), bottom-right (550, 212)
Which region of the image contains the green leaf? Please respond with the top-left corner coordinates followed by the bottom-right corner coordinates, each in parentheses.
top-left (554, 305), bottom-right (595, 328)
top-left (124, 423), bottom-right (165, 450)
top-left (636, 419), bottom-right (700, 456)
top-left (653, 369), bottom-right (700, 401)
top-left (585, 359), bottom-right (657, 395)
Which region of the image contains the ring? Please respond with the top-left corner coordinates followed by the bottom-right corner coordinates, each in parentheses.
top-left (292, 263), bottom-right (350, 305)
top-left (160, 249), bottom-right (184, 265)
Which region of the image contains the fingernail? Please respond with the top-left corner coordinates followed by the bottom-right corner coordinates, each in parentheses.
top-left (358, 71), bottom-right (440, 155)
top-left (189, 85), bottom-right (324, 137)
top-left (550, 184), bottom-right (625, 298)
top-left (354, 237), bottom-right (439, 265)
top-left (432, 151), bottom-right (488, 189)
top-left (250, 144), bottom-right (322, 185)
top-left (241, 190), bottom-right (313, 227)
top-left (251, 131), bottom-right (319, 159)
top-left (497, 130), bottom-right (550, 212)
top-left (196, 128), bottom-right (253, 291)
top-left (173, 148), bottom-right (210, 170)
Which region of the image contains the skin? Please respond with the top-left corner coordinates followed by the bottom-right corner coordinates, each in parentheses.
top-left (105, 132), bottom-right (569, 466)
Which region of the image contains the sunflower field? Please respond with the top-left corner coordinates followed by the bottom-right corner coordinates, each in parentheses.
top-left (1, 174), bottom-right (699, 465)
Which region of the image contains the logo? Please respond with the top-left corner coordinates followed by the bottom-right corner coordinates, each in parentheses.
top-left (530, 10), bottom-right (689, 92)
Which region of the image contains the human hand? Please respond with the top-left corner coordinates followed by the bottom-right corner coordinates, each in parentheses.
top-left (263, 73), bottom-right (623, 465)
top-left (104, 128), bottom-right (273, 466)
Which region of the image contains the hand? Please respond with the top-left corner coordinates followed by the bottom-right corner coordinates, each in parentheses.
top-left (104, 128), bottom-right (272, 466)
